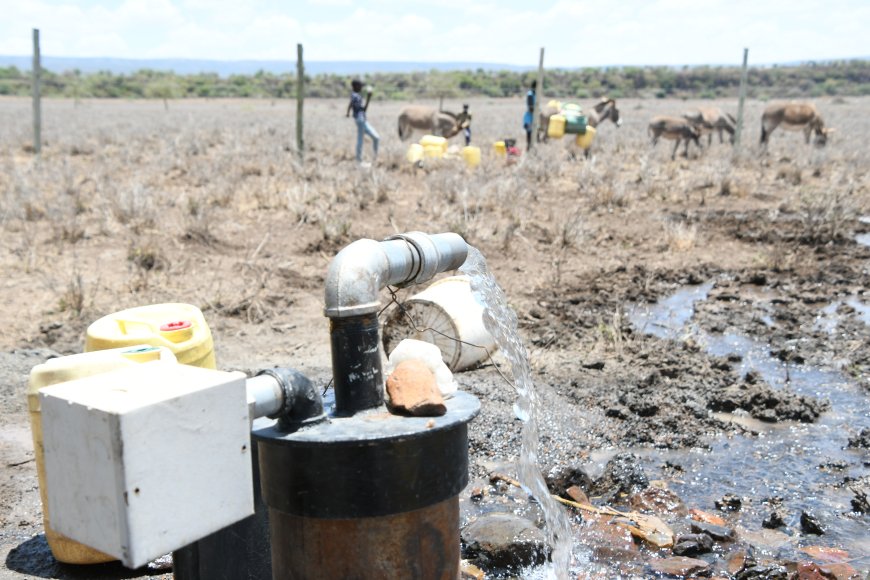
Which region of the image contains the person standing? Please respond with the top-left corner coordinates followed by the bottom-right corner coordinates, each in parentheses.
top-left (346, 79), bottom-right (379, 165)
top-left (459, 103), bottom-right (472, 146)
top-left (523, 80), bottom-right (536, 150)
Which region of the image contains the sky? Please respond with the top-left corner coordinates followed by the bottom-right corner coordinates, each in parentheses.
top-left (0, 0), bottom-right (867, 67)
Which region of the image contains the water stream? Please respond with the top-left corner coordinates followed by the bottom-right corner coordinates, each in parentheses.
top-left (462, 247), bottom-right (574, 578)
top-left (628, 282), bottom-right (870, 562)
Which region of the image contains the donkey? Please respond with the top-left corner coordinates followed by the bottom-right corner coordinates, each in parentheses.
top-left (760, 102), bottom-right (833, 148)
top-left (648, 116), bottom-right (703, 160)
top-left (683, 107), bottom-right (736, 146)
top-left (538, 97), bottom-right (622, 143)
top-left (398, 106), bottom-right (464, 141)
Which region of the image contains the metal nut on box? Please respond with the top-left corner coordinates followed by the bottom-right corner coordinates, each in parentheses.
top-left (40, 362), bottom-right (253, 568)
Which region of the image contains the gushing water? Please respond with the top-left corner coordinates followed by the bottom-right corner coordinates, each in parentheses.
top-left (461, 247), bottom-right (573, 578)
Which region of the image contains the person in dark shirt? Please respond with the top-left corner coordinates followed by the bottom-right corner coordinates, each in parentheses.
top-left (458, 104), bottom-right (472, 146)
top-left (346, 79), bottom-right (379, 164)
top-left (523, 80), bottom-right (536, 150)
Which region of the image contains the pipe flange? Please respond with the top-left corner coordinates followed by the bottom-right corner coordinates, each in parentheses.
top-left (385, 232), bottom-right (436, 287)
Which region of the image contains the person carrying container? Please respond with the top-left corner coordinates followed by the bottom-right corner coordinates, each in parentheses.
top-left (523, 80), bottom-right (536, 150)
top-left (346, 79), bottom-right (379, 165)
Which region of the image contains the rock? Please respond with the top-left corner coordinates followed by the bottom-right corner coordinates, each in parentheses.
top-left (689, 508), bottom-right (726, 526)
top-left (715, 493), bottom-right (742, 512)
top-left (795, 562), bottom-right (828, 580)
top-left (591, 453), bottom-right (649, 499)
top-left (545, 465), bottom-right (593, 497)
top-left (850, 488), bottom-right (868, 513)
top-left (460, 513), bottom-right (548, 572)
top-left (818, 562), bottom-right (861, 579)
top-left (847, 428), bottom-right (870, 449)
top-left (800, 511), bottom-right (825, 535)
top-left (672, 533), bottom-right (713, 556)
top-left (762, 510), bottom-right (786, 529)
top-left (649, 556), bottom-right (710, 577)
top-left (460, 560), bottom-right (485, 579)
top-left (385, 360), bottom-right (446, 416)
top-left (736, 526), bottom-right (792, 550)
top-left (566, 486), bottom-right (589, 505)
top-left (736, 564), bottom-right (788, 579)
top-left (628, 486), bottom-right (687, 517)
top-left (690, 520), bottom-right (736, 542)
top-left (726, 549), bottom-right (752, 575)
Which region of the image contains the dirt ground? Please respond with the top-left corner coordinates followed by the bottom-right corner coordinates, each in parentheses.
top-left (0, 95), bottom-right (868, 578)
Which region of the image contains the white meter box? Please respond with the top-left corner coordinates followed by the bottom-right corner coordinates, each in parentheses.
top-left (40, 362), bottom-right (253, 568)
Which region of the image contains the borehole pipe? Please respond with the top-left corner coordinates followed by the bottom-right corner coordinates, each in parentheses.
top-left (254, 231), bottom-right (478, 580)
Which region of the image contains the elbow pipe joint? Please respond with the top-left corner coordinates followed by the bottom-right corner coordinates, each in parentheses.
top-left (323, 232), bottom-right (468, 319)
top-left (256, 367), bottom-right (325, 432)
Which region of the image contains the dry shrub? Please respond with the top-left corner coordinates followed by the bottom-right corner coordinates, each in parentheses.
top-left (798, 187), bottom-right (857, 244)
top-left (127, 244), bottom-right (166, 272)
top-left (664, 220), bottom-right (698, 252)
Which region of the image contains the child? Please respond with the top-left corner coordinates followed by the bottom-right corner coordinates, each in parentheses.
top-left (346, 79), bottom-right (379, 164)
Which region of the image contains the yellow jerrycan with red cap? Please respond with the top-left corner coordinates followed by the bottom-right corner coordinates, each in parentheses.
top-left (85, 303), bottom-right (216, 369)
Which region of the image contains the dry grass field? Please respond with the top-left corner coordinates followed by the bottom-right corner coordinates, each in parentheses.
top-left (1, 94), bottom-right (868, 577)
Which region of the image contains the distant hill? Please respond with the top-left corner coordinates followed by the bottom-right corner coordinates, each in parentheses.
top-left (0, 56), bottom-right (531, 76)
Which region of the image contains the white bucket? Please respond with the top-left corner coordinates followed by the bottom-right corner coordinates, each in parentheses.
top-left (382, 275), bottom-right (496, 372)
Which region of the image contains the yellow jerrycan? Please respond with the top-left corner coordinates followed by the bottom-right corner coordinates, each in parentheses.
top-left (493, 141), bottom-right (506, 156)
top-left (575, 125), bottom-right (597, 150)
top-left (461, 146), bottom-right (481, 168)
top-left (547, 114), bottom-right (567, 139)
top-left (27, 346), bottom-right (177, 564)
top-left (85, 303), bottom-right (216, 369)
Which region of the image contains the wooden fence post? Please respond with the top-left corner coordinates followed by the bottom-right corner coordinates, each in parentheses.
top-left (296, 43), bottom-right (304, 162)
top-left (529, 47), bottom-right (544, 151)
top-left (733, 48), bottom-right (749, 155)
top-left (32, 28), bottom-right (41, 156)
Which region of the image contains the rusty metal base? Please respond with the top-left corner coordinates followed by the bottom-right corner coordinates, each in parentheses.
top-left (269, 496), bottom-right (459, 580)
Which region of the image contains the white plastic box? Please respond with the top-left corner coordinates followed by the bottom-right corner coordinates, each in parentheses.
top-left (40, 362), bottom-right (253, 568)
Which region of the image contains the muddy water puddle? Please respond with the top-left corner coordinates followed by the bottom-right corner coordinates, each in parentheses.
top-left (627, 283), bottom-right (870, 562)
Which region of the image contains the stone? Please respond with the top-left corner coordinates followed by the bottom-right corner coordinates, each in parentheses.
top-left (460, 513), bottom-right (548, 572)
top-left (629, 486), bottom-right (688, 517)
top-left (649, 556), bottom-right (710, 577)
top-left (689, 508), bottom-right (726, 526)
top-left (795, 561), bottom-right (829, 579)
top-left (460, 560), bottom-right (485, 579)
top-left (736, 526), bottom-right (792, 550)
top-left (846, 427), bottom-right (870, 449)
top-left (715, 493), bottom-right (742, 511)
top-left (545, 465), bottom-right (594, 497)
top-left (736, 564), bottom-right (788, 579)
top-left (726, 549), bottom-right (751, 575)
top-left (690, 520), bottom-right (737, 542)
top-left (591, 453), bottom-right (649, 499)
top-left (566, 485), bottom-right (590, 505)
top-left (850, 488), bottom-right (868, 514)
top-left (385, 360), bottom-right (446, 416)
top-left (799, 511), bottom-right (825, 535)
top-left (762, 510), bottom-right (786, 529)
top-left (672, 533), bottom-right (713, 556)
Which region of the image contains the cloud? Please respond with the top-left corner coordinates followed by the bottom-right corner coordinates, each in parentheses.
top-left (0, 0), bottom-right (866, 64)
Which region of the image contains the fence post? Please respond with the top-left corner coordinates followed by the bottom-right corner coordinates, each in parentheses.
top-left (32, 28), bottom-right (42, 156)
top-left (529, 47), bottom-right (544, 151)
top-left (296, 43), bottom-right (304, 162)
top-left (733, 47), bottom-right (749, 155)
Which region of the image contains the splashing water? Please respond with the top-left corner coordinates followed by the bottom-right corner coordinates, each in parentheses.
top-left (461, 247), bottom-right (573, 578)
